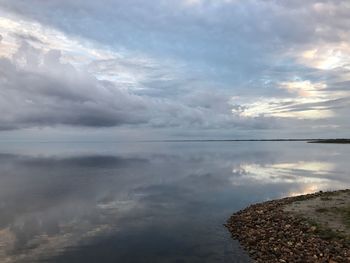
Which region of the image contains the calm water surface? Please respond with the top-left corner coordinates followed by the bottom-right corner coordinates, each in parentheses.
top-left (0, 141), bottom-right (350, 263)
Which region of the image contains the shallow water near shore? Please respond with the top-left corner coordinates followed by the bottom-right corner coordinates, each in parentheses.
top-left (0, 141), bottom-right (350, 263)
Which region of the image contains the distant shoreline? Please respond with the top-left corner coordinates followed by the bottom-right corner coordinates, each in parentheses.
top-left (1, 139), bottom-right (349, 144)
top-left (308, 139), bottom-right (350, 144)
top-left (226, 190), bottom-right (350, 262)
top-left (148, 139), bottom-right (350, 143)
top-left (157, 139), bottom-right (311, 142)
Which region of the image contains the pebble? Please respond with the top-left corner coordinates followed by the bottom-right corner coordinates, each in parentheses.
top-left (226, 190), bottom-right (350, 263)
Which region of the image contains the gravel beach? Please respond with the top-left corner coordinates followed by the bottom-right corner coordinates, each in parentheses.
top-left (226, 190), bottom-right (350, 263)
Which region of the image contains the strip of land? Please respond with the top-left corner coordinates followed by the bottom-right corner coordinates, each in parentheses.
top-left (226, 190), bottom-right (350, 263)
top-left (146, 139), bottom-right (350, 143)
top-left (308, 139), bottom-right (350, 144)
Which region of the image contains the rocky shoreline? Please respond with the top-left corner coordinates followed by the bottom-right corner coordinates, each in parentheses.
top-left (225, 190), bottom-right (350, 263)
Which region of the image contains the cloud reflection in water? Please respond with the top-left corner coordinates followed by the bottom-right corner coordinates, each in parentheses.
top-left (0, 142), bottom-right (349, 262)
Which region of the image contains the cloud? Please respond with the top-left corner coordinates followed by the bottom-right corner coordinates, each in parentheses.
top-left (0, 43), bottom-right (150, 130)
top-left (0, 1), bottom-right (349, 136)
top-left (0, 14), bottom-right (284, 133)
top-left (0, 38), bottom-right (257, 131)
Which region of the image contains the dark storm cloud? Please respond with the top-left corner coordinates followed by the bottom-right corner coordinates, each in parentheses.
top-left (0, 41), bottom-right (151, 130)
top-left (0, 66), bottom-right (147, 130)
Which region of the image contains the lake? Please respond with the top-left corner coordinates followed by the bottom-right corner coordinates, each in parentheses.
top-left (0, 141), bottom-right (349, 263)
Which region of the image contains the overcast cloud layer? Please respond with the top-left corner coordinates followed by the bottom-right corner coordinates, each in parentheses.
top-left (0, 0), bottom-right (349, 139)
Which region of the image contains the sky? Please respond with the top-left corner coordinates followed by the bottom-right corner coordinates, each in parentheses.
top-left (0, 0), bottom-right (349, 140)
